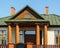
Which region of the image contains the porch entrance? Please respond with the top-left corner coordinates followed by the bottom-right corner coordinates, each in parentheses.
top-left (7, 23), bottom-right (48, 48)
top-left (20, 30), bottom-right (43, 45)
top-left (25, 31), bottom-right (36, 44)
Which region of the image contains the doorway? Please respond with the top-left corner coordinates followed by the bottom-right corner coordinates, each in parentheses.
top-left (24, 30), bottom-right (36, 44)
top-left (19, 30), bottom-right (43, 44)
top-left (40, 31), bottom-right (43, 45)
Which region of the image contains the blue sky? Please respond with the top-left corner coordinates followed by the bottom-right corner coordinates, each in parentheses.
top-left (0, 0), bottom-right (60, 17)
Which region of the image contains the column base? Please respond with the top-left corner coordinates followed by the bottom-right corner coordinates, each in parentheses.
top-left (27, 42), bottom-right (33, 48)
top-left (36, 45), bottom-right (40, 48)
top-left (8, 43), bottom-right (14, 48)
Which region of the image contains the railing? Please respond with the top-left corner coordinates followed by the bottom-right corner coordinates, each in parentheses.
top-left (33, 45), bottom-right (60, 48)
top-left (0, 45), bottom-right (8, 48)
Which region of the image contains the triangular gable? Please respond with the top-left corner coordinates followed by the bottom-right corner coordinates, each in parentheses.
top-left (10, 5), bottom-right (44, 20)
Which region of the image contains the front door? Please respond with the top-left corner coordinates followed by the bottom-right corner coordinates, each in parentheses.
top-left (24, 31), bottom-right (36, 44)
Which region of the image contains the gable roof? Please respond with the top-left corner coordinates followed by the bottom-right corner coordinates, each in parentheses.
top-left (10, 5), bottom-right (44, 19)
top-left (0, 6), bottom-right (60, 27)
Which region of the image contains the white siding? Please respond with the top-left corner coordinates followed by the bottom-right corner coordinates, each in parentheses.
top-left (47, 28), bottom-right (60, 45)
top-left (47, 29), bottom-right (55, 45)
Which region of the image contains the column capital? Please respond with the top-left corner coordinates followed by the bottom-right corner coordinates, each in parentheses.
top-left (35, 23), bottom-right (40, 25)
top-left (44, 24), bottom-right (47, 26)
top-left (36, 23), bottom-right (40, 28)
top-left (44, 23), bottom-right (49, 27)
top-left (44, 24), bottom-right (48, 30)
top-left (14, 23), bottom-right (19, 25)
top-left (8, 23), bottom-right (12, 25)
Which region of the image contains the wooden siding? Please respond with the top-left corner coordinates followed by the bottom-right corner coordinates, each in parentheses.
top-left (15, 10), bottom-right (36, 19)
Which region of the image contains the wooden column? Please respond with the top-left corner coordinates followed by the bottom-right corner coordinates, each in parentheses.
top-left (58, 34), bottom-right (60, 45)
top-left (16, 24), bottom-right (20, 44)
top-left (36, 24), bottom-right (40, 45)
top-left (43, 25), bottom-right (47, 45)
top-left (8, 24), bottom-right (12, 43)
top-left (8, 24), bottom-right (14, 48)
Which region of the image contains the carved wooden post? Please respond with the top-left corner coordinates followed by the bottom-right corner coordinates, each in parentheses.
top-left (8, 24), bottom-right (14, 48)
top-left (36, 24), bottom-right (40, 46)
top-left (43, 25), bottom-right (48, 45)
top-left (15, 23), bottom-right (20, 44)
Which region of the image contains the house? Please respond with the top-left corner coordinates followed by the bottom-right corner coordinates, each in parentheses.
top-left (0, 6), bottom-right (60, 48)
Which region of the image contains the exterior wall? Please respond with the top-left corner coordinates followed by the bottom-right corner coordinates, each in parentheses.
top-left (47, 28), bottom-right (55, 45)
top-left (47, 27), bottom-right (60, 45)
top-left (0, 27), bottom-right (60, 45)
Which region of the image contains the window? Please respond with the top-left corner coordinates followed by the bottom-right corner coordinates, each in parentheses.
top-left (20, 31), bottom-right (24, 43)
top-left (55, 30), bottom-right (60, 35)
top-left (54, 30), bottom-right (60, 44)
top-left (55, 36), bottom-right (58, 44)
top-left (0, 30), bottom-right (7, 44)
top-left (25, 14), bottom-right (30, 18)
top-left (25, 31), bottom-right (35, 35)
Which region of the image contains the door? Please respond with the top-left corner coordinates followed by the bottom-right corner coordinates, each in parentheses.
top-left (24, 31), bottom-right (36, 44)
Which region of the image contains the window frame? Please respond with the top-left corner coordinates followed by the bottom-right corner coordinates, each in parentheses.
top-left (25, 14), bottom-right (30, 18)
top-left (54, 30), bottom-right (60, 45)
top-left (19, 30), bottom-right (24, 43)
top-left (0, 30), bottom-right (7, 44)
top-left (25, 30), bottom-right (36, 35)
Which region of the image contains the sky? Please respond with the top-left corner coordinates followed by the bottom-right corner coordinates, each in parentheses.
top-left (0, 0), bottom-right (60, 17)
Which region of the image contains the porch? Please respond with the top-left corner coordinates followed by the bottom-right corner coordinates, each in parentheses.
top-left (4, 20), bottom-right (59, 48)
top-left (7, 22), bottom-right (48, 48)
top-left (0, 23), bottom-right (60, 48)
